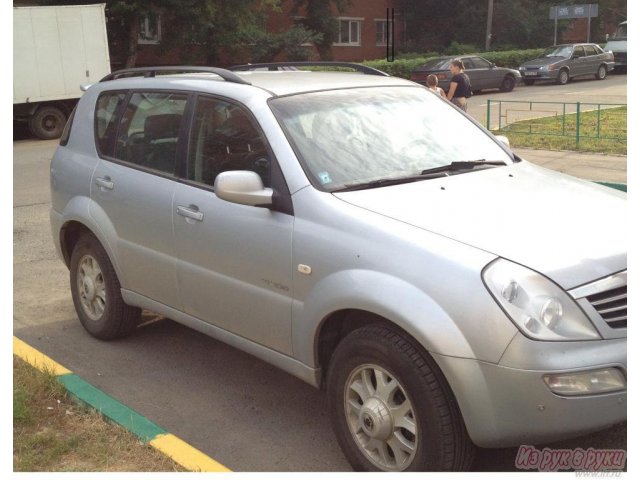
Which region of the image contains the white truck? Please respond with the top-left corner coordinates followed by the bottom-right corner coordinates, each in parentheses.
top-left (604, 20), bottom-right (627, 70)
top-left (13, 4), bottom-right (111, 139)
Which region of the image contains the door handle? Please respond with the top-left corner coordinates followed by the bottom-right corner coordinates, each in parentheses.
top-left (176, 205), bottom-right (204, 222)
top-left (95, 176), bottom-right (114, 190)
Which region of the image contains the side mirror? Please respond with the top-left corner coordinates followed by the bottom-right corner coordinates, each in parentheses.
top-left (495, 135), bottom-right (511, 148)
top-left (214, 171), bottom-right (273, 207)
top-left (490, 62), bottom-right (496, 68)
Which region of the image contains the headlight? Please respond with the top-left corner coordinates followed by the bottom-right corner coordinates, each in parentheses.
top-left (483, 259), bottom-right (600, 341)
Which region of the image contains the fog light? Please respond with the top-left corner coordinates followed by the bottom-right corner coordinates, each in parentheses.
top-left (543, 369), bottom-right (626, 396)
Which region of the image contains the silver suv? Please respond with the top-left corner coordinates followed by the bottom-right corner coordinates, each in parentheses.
top-left (50, 64), bottom-right (626, 472)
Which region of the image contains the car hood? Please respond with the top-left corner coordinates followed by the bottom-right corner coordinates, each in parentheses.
top-left (521, 57), bottom-right (566, 67)
top-left (333, 161), bottom-right (626, 290)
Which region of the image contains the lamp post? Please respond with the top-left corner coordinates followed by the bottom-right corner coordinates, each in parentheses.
top-left (485, 0), bottom-right (494, 50)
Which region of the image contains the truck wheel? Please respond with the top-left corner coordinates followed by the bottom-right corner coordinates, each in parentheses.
top-left (28, 106), bottom-right (67, 140)
top-left (327, 324), bottom-right (474, 471)
top-left (70, 234), bottom-right (140, 340)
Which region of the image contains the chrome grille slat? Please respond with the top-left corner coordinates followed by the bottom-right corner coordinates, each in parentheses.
top-left (590, 293), bottom-right (627, 306)
top-left (579, 275), bottom-right (627, 330)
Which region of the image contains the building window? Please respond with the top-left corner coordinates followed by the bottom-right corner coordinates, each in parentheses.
top-left (139, 13), bottom-right (161, 44)
top-left (334, 18), bottom-right (361, 45)
top-left (375, 20), bottom-right (388, 46)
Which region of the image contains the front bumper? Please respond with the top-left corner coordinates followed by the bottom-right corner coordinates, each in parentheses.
top-left (434, 334), bottom-right (626, 447)
top-left (520, 70), bottom-right (559, 81)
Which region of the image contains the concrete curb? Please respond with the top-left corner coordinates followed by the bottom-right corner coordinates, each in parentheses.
top-left (13, 336), bottom-right (231, 473)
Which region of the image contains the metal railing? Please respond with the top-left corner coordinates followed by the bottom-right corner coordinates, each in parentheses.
top-left (485, 100), bottom-right (627, 147)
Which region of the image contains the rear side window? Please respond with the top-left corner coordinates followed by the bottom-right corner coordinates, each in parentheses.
top-left (59, 105), bottom-right (77, 146)
top-left (114, 92), bottom-right (188, 174)
top-left (584, 45), bottom-right (598, 56)
top-left (95, 92), bottom-right (127, 156)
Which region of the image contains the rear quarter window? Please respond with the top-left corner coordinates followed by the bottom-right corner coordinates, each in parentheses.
top-left (95, 91), bottom-right (127, 157)
top-left (59, 105), bottom-right (77, 146)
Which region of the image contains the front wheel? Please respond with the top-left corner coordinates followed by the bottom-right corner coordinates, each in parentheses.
top-left (556, 69), bottom-right (569, 85)
top-left (595, 64), bottom-right (607, 80)
top-left (500, 75), bottom-right (516, 92)
top-left (70, 234), bottom-right (140, 340)
top-left (327, 324), bottom-right (474, 471)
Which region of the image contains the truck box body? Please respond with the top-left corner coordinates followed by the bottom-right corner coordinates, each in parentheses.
top-left (13, 4), bottom-right (110, 138)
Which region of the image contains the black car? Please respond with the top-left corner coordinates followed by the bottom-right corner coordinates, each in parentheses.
top-left (410, 55), bottom-right (521, 93)
top-left (518, 43), bottom-right (614, 85)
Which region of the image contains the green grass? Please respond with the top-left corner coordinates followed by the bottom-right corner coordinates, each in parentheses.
top-left (496, 106), bottom-right (627, 155)
top-left (13, 357), bottom-right (184, 472)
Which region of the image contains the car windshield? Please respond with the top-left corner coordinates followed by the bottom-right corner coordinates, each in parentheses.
top-left (269, 87), bottom-right (512, 191)
top-left (420, 58), bottom-right (452, 70)
top-left (612, 23), bottom-right (627, 40)
top-left (541, 46), bottom-right (573, 58)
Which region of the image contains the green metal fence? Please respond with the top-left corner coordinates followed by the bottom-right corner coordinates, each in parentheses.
top-left (485, 100), bottom-right (627, 149)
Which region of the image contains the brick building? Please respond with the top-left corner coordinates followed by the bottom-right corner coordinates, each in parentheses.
top-left (134, 0), bottom-right (402, 67)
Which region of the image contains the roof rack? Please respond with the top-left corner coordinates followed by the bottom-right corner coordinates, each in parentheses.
top-left (229, 61), bottom-right (389, 77)
top-left (99, 66), bottom-right (251, 85)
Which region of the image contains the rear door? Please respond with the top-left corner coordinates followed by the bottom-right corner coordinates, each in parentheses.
top-left (172, 94), bottom-right (294, 354)
top-left (90, 90), bottom-right (188, 308)
top-left (583, 44), bottom-right (601, 75)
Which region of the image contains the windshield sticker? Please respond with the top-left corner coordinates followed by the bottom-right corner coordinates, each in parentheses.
top-left (318, 171), bottom-right (333, 184)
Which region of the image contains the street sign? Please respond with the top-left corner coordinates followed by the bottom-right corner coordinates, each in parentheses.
top-left (549, 4), bottom-right (599, 44)
top-left (549, 4), bottom-right (598, 20)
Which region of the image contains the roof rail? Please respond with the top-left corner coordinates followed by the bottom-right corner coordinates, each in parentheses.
top-left (99, 66), bottom-right (251, 85)
top-left (229, 61), bottom-right (389, 77)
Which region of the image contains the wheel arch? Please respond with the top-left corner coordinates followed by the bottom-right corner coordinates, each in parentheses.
top-left (297, 270), bottom-right (479, 387)
top-left (56, 197), bottom-right (125, 286)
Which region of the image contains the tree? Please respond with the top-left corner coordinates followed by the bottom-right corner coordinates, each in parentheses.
top-left (41, 0), bottom-right (284, 67)
top-left (292, 0), bottom-right (351, 59)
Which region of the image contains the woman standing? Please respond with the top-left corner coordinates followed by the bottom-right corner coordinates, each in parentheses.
top-left (447, 58), bottom-right (471, 111)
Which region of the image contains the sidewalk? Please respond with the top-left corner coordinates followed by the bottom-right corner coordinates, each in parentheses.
top-left (513, 148), bottom-right (627, 184)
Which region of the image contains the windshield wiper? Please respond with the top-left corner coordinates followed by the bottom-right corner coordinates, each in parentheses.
top-left (420, 159), bottom-right (507, 175)
top-left (333, 160), bottom-right (507, 193)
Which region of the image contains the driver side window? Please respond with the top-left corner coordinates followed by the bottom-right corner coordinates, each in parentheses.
top-left (188, 96), bottom-right (271, 187)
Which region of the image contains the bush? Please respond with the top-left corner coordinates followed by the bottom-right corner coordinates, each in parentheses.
top-left (362, 48), bottom-right (545, 78)
top-left (443, 42), bottom-right (480, 55)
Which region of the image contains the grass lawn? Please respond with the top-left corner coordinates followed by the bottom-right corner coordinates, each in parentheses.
top-left (496, 106), bottom-right (627, 155)
top-left (13, 357), bottom-right (184, 472)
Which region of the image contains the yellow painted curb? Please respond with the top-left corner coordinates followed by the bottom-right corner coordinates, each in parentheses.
top-left (150, 433), bottom-right (231, 472)
top-left (13, 336), bottom-right (71, 376)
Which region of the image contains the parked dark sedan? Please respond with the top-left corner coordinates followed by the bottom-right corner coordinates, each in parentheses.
top-left (410, 55), bottom-right (521, 93)
top-left (519, 43), bottom-right (614, 85)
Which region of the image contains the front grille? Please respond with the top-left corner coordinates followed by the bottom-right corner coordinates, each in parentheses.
top-left (586, 286), bottom-right (627, 329)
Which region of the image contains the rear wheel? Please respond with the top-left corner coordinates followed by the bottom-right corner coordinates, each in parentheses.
top-left (28, 106), bottom-right (66, 140)
top-left (595, 64), bottom-right (607, 80)
top-left (70, 234), bottom-right (140, 340)
top-left (500, 75), bottom-right (516, 92)
top-left (556, 69), bottom-right (569, 85)
top-left (327, 324), bottom-right (474, 471)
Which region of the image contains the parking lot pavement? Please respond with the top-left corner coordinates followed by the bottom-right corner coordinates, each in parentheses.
top-left (514, 148), bottom-right (627, 184)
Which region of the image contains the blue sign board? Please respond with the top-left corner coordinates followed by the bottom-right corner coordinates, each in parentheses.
top-left (550, 4), bottom-right (599, 20)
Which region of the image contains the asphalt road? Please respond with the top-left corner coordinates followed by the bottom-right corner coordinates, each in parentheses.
top-left (13, 76), bottom-right (627, 471)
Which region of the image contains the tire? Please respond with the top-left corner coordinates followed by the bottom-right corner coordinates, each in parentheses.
top-left (523, 79), bottom-right (535, 86)
top-left (28, 106), bottom-right (67, 140)
top-left (556, 69), bottom-right (569, 85)
top-left (70, 234), bottom-right (140, 340)
top-left (499, 75), bottom-right (516, 92)
top-left (327, 324), bottom-right (474, 471)
top-left (595, 64), bottom-right (607, 80)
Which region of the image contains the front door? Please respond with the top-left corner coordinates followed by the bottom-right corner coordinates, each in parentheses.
top-left (172, 95), bottom-right (294, 354)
